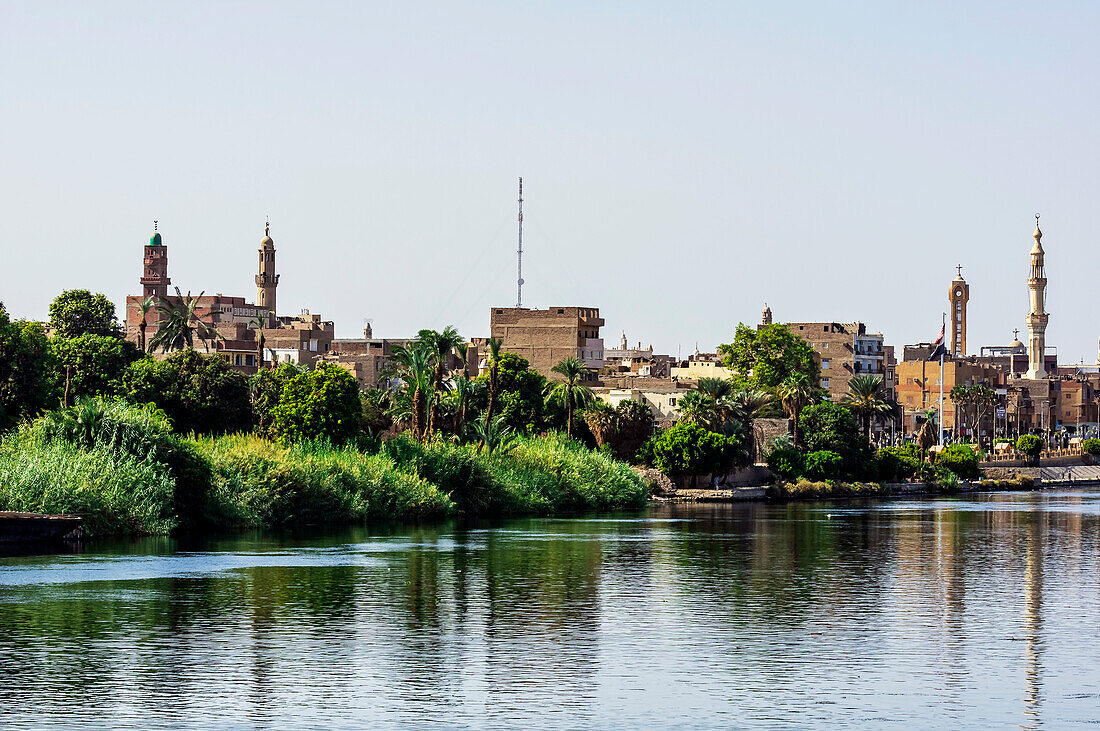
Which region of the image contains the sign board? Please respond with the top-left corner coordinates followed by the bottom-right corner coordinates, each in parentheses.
top-left (996, 407), bottom-right (1006, 418)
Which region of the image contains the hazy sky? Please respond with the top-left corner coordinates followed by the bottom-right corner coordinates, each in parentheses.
top-left (2, 1), bottom-right (1097, 363)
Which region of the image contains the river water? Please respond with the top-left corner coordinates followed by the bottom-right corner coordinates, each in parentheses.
top-left (1, 489), bottom-right (1098, 729)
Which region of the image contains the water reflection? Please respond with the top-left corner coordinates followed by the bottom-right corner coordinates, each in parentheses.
top-left (1, 491), bottom-right (1099, 728)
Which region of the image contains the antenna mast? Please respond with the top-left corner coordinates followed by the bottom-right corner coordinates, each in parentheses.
top-left (516, 177), bottom-right (524, 308)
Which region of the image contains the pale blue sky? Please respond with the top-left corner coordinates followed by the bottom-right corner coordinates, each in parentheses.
top-left (2, 1), bottom-right (1097, 363)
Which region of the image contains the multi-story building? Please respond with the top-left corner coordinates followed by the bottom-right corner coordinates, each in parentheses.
top-left (669, 352), bottom-right (734, 381)
top-left (783, 321), bottom-right (886, 401)
top-left (489, 306), bottom-right (604, 382)
top-left (895, 359), bottom-right (1006, 437)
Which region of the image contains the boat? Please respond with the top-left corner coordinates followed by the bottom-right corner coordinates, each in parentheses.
top-left (0, 512), bottom-right (83, 543)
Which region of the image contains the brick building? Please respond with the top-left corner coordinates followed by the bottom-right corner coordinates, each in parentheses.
top-left (895, 359), bottom-right (1006, 436)
top-left (489, 306), bottom-right (604, 382)
top-left (782, 321), bottom-right (886, 401)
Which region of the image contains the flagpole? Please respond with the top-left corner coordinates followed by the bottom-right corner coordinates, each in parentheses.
top-left (939, 311), bottom-right (945, 447)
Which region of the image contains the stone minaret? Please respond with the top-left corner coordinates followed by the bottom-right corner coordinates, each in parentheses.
top-left (1025, 216), bottom-right (1049, 380)
top-left (762, 303), bottom-right (773, 326)
top-left (949, 266), bottom-right (969, 357)
top-left (255, 221), bottom-right (280, 318)
top-left (140, 220), bottom-right (170, 299)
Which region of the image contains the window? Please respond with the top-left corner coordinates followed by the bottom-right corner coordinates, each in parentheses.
top-left (669, 398), bottom-right (677, 406)
top-left (822, 378), bottom-right (830, 388)
top-left (823, 343), bottom-right (828, 349)
top-left (822, 359), bottom-right (830, 369)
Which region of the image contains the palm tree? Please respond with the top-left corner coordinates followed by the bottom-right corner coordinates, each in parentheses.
top-left (842, 374), bottom-right (892, 439)
top-left (729, 388), bottom-right (774, 462)
top-left (676, 390), bottom-right (719, 430)
top-left (949, 384), bottom-right (972, 440)
top-left (419, 327), bottom-right (465, 435)
top-left (148, 288), bottom-right (223, 353)
top-left (697, 377), bottom-right (735, 401)
top-left (483, 337), bottom-right (504, 429)
top-left (779, 372), bottom-right (817, 446)
top-left (137, 296), bottom-right (155, 353)
top-left (390, 341), bottom-right (434, 440)
top-left (548, 356), bottom-right (595, 437)
top-left (448, 373), bottom-right (473, 440)
top-left (249, 314), bottom-right (267, 369)
top-left (472, 415), bottom-right (515, 455)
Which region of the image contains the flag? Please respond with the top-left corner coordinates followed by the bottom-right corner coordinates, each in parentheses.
top-left (928, 322), bottom-right (947, 361)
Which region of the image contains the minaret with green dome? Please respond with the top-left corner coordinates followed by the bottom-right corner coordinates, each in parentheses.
top-left (140, 220), bottom-right (171, 299)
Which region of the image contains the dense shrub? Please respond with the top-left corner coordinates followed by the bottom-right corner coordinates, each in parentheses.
top-left (49, 334), bottom-right (142, 401)
top-left (1016, 434), bottom-right (1043, 464)
top-left (766, 447), bottom-right (804, 481)
top-left (583, 399), bottom-right (654, 462)
top-left (0, 307), bottom-right (52, 430)
top-left (649, 423), bottom-right (747, 480)
top-left (270, 362), bottom-right (362, 445)
top-left (249, 363), bottom-right (303, 436)
top-left (876, 443), bottom-right (921, 481)
top-left (803, 450), bottom-right (843, 481)
top-left (123, 349), bottom-right (251, 434)
top-left (799, 402), bottom-right (873, 479)
top-left (766, 480), bottom-right (887, 500)
top-left (1083, 438), bottom-right (1100, 456)
top-left (931, 443), bottom-right (982, 481)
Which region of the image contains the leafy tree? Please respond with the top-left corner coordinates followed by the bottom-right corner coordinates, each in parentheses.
top-left (803, 450), bottom-right (844, 481)
top-left (48, 289), bottom-right (120, 339)
top-left (249, 362), bottom-right (303, 436)
top-left (0, 304), bottom-right (52, 429)
top-left (1016, 434), bottom-right (1043, 465)
top-left (471, 351), bottom-right (547, 434)
top-left (1082, 438), bottom-right (1100, 456)
top-left (148, 288), bottom-right (223, 353)
top-left (270, 362), bottom-right (362, 445)
top-left (50, 333), bottom-right (142, 402)
top-left (717, 323), bottom-right (819, 391)
top-left (842, 375), bottom-right (892, 438)
top-left (123, 349), bottom-right (251, 434)
top-left (583, 399), bottom-right (654, 462)
top-left (361, 387), bottom-right (394, 436)
top-left (931, 443), bottom-right (981, 480)
top-left (766, 447), bottom-right (804, 481)
top-left (547, 357), bottom-right (596, 438)
top-left (649, 422), bottom-right (748, 484)
top-left (877, 443), bottom-right (921, 481)
top-left (799, 401), bottom-right (873, 479)
top-left (729, 388), bottom-right (774, 461)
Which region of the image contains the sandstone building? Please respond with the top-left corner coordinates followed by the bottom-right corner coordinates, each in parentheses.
top-left (489, 306), bottom-right (604, 382)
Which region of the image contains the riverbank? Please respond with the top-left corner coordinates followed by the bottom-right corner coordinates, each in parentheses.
top-left (653, 475), bottom-right (1043, 503)
top-left (0, 403), bottom-right (650, 536)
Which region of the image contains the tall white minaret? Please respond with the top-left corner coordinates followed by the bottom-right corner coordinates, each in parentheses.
top-left (1025, 214), bottom-right (1049, 380)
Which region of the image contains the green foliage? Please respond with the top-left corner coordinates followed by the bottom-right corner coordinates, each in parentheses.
top-left (47, 289), bottom-right (120, 339)
top-left (803, 450), bottom-right (843, 481)
top-left (648, 422), bottom-right (748, 477)
top-left (360, 387), bottom-right (394, 436)
top-left (1016, 434), bottom-right (1043, 457)
top-left (716, 323), bottom-right (819, 390)
top-left (148, 288), bottom-right (222, 353)
top-left (1083, 438), bottom-right (1100, 456)
top-left (195, 434), bottom-right (453, 527)
top-left (766, 479), bottom-right (887, 500)
top-left (930, 443), bottom-right (982, 481)
top-left (583, 399), bottom-right (654, 462)
top-left (0, 306), bottom-right (53, 429)
top-left (123, 349), bottom-right (251, 435)
top-left (249, 363), bottom-right (303, 436)
top-left (766, 447), bottom-right (804, 481)
top-left (471, 352), bottom-right (548, 433)
top-left (270, 362), bottom-right (362, 445)
top-left (49, 333), bottom-right (142, 401)
top-left (799, 401), bottom-right (873, 479)
top-left (876, 443), bottom-right (921, 481)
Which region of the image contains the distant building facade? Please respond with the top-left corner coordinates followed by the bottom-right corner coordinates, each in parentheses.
top-left (782, 321), bottom-right (886, 401)
top-left (490, 306), bottom-right (604, 382)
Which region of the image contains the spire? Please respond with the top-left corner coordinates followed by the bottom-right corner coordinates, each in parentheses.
top-left (149, 219), bottom-right (162, 246)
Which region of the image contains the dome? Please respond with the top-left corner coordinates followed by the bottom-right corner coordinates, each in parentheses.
top-left (260, 222), bottom-right (274, 248)
top-left (1009, 337), bottom-right (1024, 349)
top-left (148, 232), bottom-right (162, 246)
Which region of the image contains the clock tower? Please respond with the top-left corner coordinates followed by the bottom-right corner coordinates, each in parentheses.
top-left (949, 266), bottom-right (969, 358)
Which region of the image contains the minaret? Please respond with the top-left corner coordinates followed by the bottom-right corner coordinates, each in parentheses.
top-left (1025, 215), bottom-right (1049, 380)
top-left (255, 221), bottom-right (280, 319)
top-left (762, 303), bottom-right (773, 326)
top-left (949, 266), bottom-right (969, 357)
top-left (140, 220), bottom-right (170, 299)
top-left (619, 331), bottom-right (628, 350)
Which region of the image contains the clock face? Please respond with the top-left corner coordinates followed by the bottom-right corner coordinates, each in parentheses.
top-left (954, 289), bottom-right (962, 297)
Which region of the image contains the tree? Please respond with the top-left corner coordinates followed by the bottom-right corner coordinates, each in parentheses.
top-left (447, 374), bottom-right (474, 440)
top-left (48, 289), bottom-right (120, 339)
top-left (842, 375), bottom-right (892, 439)
top-left (471, 415), bottom-right (515, 455)
top-left (547, 356), bottom-right (595, 438)
top-left (418, 327), bottom-right (465, 435)
top-left (270, 362), bottom-right (362, 445)
top-left (0, 304), bottom-right (52, 429)
top-left (360, 387), bottom-right (394, 436)
top-left (148, 288), bottom-right (223, 353)
top-left (779, 372), bottom-right (818, 446)
top-left (390, 341), bottom-right (434, 440)
top-left (716, 323), bottom-right (819, 391)
top-left (583, 399), bottom-right (654, 462)
top-left (799, 401), bottom-right (873, 479)
top-left (49, 333), bottom-right (142, 402)
top-left (970, 384), bottom-right (997, 443)
top-left (483, 337), bottom-right (503, 428)
top-left (123, 349), bottom-right (251, 434)
top-left (931, 443), bottom-right (981, 480)
top-left (649, 423), bottom-right (748, 486)
top-left (1016, 434), bottom-right (1043, 465)
top-left (137, 296), bottom-right (155, 353)
top-left (249, 362), bottom-right (302, 436)
top-left (471, 351), bottom-right (547, 434)
top-left (728, 388), bottom-right (774, 462)
top-left (676, 390), bottom-right (720, 431)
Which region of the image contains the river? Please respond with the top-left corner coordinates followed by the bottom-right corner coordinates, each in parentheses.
top-left (1, 489), bottom-right (1098, 729)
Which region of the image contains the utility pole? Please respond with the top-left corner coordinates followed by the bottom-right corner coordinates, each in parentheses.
top-left (516, 177), bottom-right (524, 308)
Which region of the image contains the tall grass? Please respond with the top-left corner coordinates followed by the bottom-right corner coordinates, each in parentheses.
top-left (193, 434), bottom-right (454, 527)
top-left (0, 425), bottom-right (177, 536)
